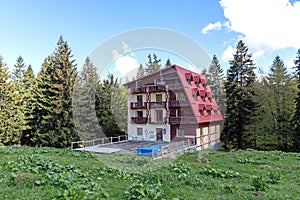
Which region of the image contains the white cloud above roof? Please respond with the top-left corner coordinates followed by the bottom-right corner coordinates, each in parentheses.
top-left (220, 0), bottom-right (300, 51)
top-left (201, 21), bottom-right (222, 34)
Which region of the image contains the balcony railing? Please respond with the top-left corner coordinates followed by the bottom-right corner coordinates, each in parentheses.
top-left (168, 84), bottom-right (182, 91)
top-left (149, 117), bottom-right (167, 124)
top-left (148, 85), bottom-right (165, 93)
top-left (131, 117), bottom-right (148, 124)
top-left (130, 102), bottom-right (147, 109)
top-left (149, 101), bottom-right (166, 108)
top-left (169, 100), bottom-right (189, 107)
top-left (169, 117), bottom-right (197, 124)
top-left (132, 87), bottom-right (146, 94)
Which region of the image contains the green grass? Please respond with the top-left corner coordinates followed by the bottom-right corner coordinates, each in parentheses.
top-left (0, 147), bottom-right (299, 199)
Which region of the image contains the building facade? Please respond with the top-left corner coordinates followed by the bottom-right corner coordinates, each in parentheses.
top-left (124, 65), bottom-right (223, 150)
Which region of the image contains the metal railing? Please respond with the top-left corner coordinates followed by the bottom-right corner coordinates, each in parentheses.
top-left (71, 135), bottom-right (128, 149)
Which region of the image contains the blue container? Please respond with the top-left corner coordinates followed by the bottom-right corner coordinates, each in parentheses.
top-left (137, 145), bottom-right (162, 156)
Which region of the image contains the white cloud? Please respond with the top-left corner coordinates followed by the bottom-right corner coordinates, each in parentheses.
top-left (202, 21), bottom-right (222, 34)
top-left (219, 0), bottom-right (300, 51)
top-left (221, 45), bottom-right (236, 62)
top-left (114, 54), bottom-right (139, 77)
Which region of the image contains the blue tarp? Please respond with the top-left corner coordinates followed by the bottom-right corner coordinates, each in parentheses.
top-left (137, 145), bottom-right (168, 157)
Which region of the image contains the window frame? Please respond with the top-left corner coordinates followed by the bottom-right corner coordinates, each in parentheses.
top-left (176, 128), bottom-right (185, 137)
top-left (137, 127), bottom-right (143, 136)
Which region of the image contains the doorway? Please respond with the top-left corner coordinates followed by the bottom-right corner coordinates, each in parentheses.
top-left (156, 128), bottom-right (163, 141)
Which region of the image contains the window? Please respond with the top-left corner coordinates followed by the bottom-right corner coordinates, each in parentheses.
top-left (176, 129), bottom-right (185, 137)
top-left (209, 126), bottom-right (216, 134)
top-left (155, 78), bottom-right (161, 85)
top-left (176, 109), bottom-right (184, 117)
top-left (136, 80), bottom-right (142, 87)
top-left (137, 128), bottom-right (143, 136)
top-left (155, 110), bottom-right (163, 123)
top-left (176, 92), bottom-right (186, 101)
top-left (137, 111), bottom-right (143, 118)
top-left (137, 95), bottom-right (143, 103)
top-left (156, 94), bottom-right (162, 102)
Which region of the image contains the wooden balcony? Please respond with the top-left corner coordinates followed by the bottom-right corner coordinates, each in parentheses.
top-left (149, 117), bottom-right (167, 124)
top-left (130, 102), bottom-right (147, 109)
top-left (168, 84), bottom-right (183, 91)
top-left (132, 87), bottom-right (146, 94)
top-left (169, 100), bottom-right (189, 108)
top-left (169, 117), bottom-right (197, 124)
top-left (149, 101), bottom-right (166, 108)
top-left (131, 117), bottom-right (148, 124)
top-left (148, 85), bottom-right (165, 93)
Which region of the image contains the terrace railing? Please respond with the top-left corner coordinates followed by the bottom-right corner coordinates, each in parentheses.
top-left (71, 135), bottom-right (128, 150)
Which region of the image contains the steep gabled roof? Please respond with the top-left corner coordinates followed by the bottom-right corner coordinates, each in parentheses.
top-left (172, 65), bottom-right (223, 123)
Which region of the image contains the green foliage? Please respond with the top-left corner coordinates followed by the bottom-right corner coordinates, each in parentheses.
top-left (207, 54), bottom-right (225, 114)
top-left (171, 162), bottom-right (191, 180)
top-left (248, 56), bottom-right (296, 151)
top-left (34, 36), bottom-right (79, 147)
top-left (201, 167), bottom-right (240, 179)
top-left (124, 181), bottom-right (165, 200)
top-left (292, 49), bottom-right (300, 151)
top-left (144, 54), bottom-right (161, 75)
top-left (73, 57), bottom-right (103, 140)
top-left (0, 147), bottom-right (300, 199)
top-left (136, 64), bottom-right (145, 79)
top-left (222, 40), bottom-right (257, 150)
top-left (0, 56), bottom-right (22, 145)
top-left (251, 175), bottom-right (268, 191)
top-left (95, 74), bottom-right (126, 137)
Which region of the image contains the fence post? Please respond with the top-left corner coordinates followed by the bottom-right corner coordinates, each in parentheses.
top-left (118, 136), bottom-right (120, 142)
top-left (93, 140), bottom-right (95, 146)
top-left (152, 148), bottom-right (154, 159)
top-left (111, 137), bottom-right (113, 144)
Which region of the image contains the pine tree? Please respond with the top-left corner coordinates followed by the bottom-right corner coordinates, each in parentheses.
top-left (20, 65), bottom-right (37, 146)
top-left (201, 68), bottom-right (208, 78)
top-left (251, 56), bottom-right (296, 151)
top-left (35, 36), bottom-right (79, 147)
top-left (268, 56), bottom-right (295, 150)
top-left (292, 49), bottom-right (300, 151)
top-left (0, 56), bottom-right (21, 145)
top-left (165, 58), bottom-right (172, 67)
top-left (136, 64), bottom-right (145, 79)
top-left (73, 57), bottom-right (104, 140)
top-left (145, 54), bottom-right (161, 74)
top-left (207, 55), bottom-right (225, 115)
top-left (222, 40), bottom-right (257, 150)
top-left (11, 56), bottom-right (29, 144)
top-left (95, 74), bottom-right (125, 137)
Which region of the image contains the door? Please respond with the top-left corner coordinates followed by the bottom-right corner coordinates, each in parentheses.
top-left (156, 128), bottom-right (163, 141)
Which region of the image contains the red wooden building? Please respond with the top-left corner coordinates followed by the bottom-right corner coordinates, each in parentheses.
top-left (124, 65), bottom-right (223, 150)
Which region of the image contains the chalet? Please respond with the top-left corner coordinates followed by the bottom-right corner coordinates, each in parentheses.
top-left (124, 65), bottom-right (223, 150)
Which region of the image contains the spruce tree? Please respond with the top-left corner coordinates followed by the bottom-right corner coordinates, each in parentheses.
top-left (35, 36), bottom-right (79, 147)
top-left (20, 65), bottom-right (37, 146)
top-left (165, 58), bottom-right (172, 67)
top-left (95, 74), bottom-right (125, 137)
top-left (73, 57), bottom-right (104, 140)
top-left (11, 56), bottom-right (29, 144)
top-left (207, 55), bottom-right (225, 114)
top-left (268, 56), bottom-right (295, 150)
top-left (0, 56), bottom-right (21, 145)
top-left (222, 40), bottom-right (257, 149)
top-left (145, 54), bottom-right (161, 74)
top-left (251, 56), bottom-right (296, 151)
top-left (292, 49), bottom-right (300, 151)
top-left (136, 64), bottom-right (145, 79)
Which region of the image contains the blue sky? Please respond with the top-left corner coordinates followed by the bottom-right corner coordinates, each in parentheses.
top-left (1, 0), bottom-right (300, 77)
